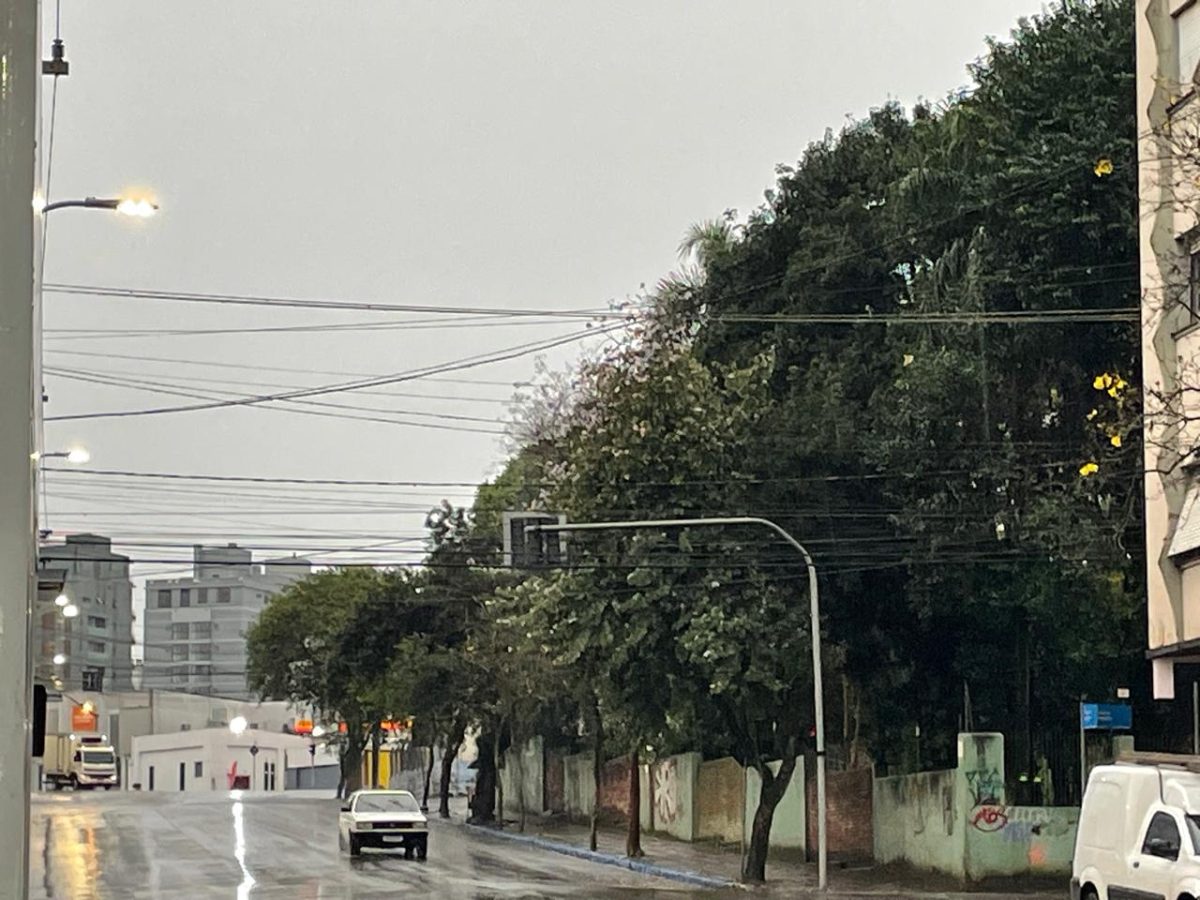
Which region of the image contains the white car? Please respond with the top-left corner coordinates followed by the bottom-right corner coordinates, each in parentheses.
top-left (338, 789), bottom-right (429, 859)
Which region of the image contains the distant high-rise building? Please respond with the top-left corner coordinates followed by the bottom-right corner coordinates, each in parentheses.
top-left (142, 544), bottom-right (310, 699)
top-left (37, 534), bottom-right (135, 693)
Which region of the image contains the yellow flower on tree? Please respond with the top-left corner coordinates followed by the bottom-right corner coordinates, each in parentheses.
top-left (1110, 434), bottom-right (1122, 448)
top-left (1094, 158), bottom-right (1114, 177)
top-left (1079, 462), bottom-right (1100, 477)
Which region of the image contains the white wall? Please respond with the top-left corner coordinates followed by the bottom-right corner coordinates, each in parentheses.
top-left (132, 727), bottom-right (309, 792)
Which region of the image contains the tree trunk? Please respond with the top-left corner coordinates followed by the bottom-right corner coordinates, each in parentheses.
top-left (339, 719), bottom-right (368, 798)
top-left (626, 746), bottom-right (643, 858)
top-left (590, 702), bottom-right (603, 852)
top-left (438, 735), bottom-right (462, 818)
top-left (741, 754), bottom-right (798, 884)
top-left (496, 715), bottom-right (506, 829)
top-left (421, 743), bottom-right (436, 812)
top-left (468, 731), bottom-right (497, 824)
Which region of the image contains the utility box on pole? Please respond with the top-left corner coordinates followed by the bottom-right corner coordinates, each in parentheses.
top-left (502, 512), bottom-right (566, 569)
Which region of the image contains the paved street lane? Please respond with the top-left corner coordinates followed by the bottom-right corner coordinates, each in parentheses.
top-left (30, 791), bottom-right (719, 900)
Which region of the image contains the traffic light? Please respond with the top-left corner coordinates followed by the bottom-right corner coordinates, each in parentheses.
top-left (32, 684), bottom-right (46, 758)
top-left (502, 512), bottom-right (566, 569)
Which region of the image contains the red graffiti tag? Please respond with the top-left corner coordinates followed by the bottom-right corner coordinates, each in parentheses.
top-left (971, 805), bottom-right (1009, 833)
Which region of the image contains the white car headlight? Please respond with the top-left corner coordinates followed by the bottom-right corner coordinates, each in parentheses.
top-left (357, 822), bottom-right (372, 830)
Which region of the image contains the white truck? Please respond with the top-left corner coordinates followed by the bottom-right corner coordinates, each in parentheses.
top-left (43, 734), bottom-right (118, 790)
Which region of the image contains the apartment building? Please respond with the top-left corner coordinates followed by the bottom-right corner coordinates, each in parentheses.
top-left (142, 544), bottom-right (310, 700)
top-left (1139, 0), bottom-right (1200, 696)
top-left (37, 534), bottom-right (135, 693)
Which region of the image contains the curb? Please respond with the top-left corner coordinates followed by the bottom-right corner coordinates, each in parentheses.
top-left (464, 823), bottom-right (738, 889)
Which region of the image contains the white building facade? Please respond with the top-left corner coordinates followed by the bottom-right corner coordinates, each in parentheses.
top-left (1138, 0), bottom-right (1200, 696)
top-left (131, 727), bottom-right (324, 793)
top-left (142, 545), bottom-right (309, 699)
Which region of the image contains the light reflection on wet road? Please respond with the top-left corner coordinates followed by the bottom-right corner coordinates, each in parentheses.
top-left (30, 791), bottom-right (723, 899)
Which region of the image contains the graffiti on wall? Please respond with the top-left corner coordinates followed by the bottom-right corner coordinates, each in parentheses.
top-left (653, 758), bottom-right (680, 826)
top-left (965, 766), bottom-right (1003, 806)
top-left (969, 804), bottom-right (1074, 866)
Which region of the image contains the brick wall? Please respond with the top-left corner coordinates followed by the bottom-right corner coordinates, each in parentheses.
top-left (807, 768), bottom-right (874, 861)
top-left (597, 754), bottom-right (633, 823)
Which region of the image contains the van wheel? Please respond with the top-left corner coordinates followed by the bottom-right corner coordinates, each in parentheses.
top-left (1081, 888), bottom-right (1098, 900)
top-left (348, 834), bottom-right (361, 857)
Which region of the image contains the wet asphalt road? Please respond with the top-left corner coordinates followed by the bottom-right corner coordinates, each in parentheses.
top-left (30, 790), bottom-right (722, 899)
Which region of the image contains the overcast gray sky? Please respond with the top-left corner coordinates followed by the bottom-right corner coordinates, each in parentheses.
top-left (39, 0), bottom-right (1047, 619)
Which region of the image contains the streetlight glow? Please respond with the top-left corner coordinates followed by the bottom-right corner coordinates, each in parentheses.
top-left (52, 653), bottom-right (65, 665)
top-left (53, 593), bottom-right (68, 607)
top-left (61, 603), bottom-right (79, 618)
top-left (229, 716), bottom-right (248, 736)
top-left (115, 198), bottom-right (157, 218)
top-left (65, 448), bottom-right (91, 464)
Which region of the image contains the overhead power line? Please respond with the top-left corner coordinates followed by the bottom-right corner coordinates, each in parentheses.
top-left (45, 325), bottom-right (618, 422)
top-left (43, 283), bottom-right (627, 320)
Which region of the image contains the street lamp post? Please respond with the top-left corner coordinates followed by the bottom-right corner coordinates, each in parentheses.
top-left (42, 196), bottom-right (157, 216)
top-left (527, 516), bottom-right (827, 891)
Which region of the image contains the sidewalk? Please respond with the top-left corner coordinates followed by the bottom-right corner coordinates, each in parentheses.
top-left (451, 802), bottom-right (1063, 898)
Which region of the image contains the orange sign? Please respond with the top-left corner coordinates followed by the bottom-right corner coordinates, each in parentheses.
top-left (71, 705), bottom-right (97, 732)
top-left (293, 718), bottom-right (313, 735)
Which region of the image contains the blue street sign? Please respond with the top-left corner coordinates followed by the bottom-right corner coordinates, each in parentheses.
top-left (1080, 702), bottom-right (1132, 731)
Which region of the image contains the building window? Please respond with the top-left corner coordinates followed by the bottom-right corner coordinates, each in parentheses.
top-left (87, 640), bottom-right (105, 654)
top-left (171, 671), bottom-right (187, 685)
top-left (172, 645), bottom-right (190, 662)
top-left (1181, 3), bottom-right (1200, 87)
top-left (197, 588), bottom-right (209, 605)
top-left (194, 761), bottom-right (203, 778)
top-left (87, 615), bottom-right (107, 629)
top-left (193, 644), bottom-right (212, 660)
top-left (179, 588), bottom-right (191, 608)
top-left (189, 664), bottom-right (211, 677)
top-left (82, 668), bottom-right (104, 691)
top-left (217, 587), bottom-right (232, 604)
top-left (191, 622), bottom-right (212, 639)
top-left (156, 590), bottom-right (172, 609)
top-left (171, 623), bottom-right (189, 640)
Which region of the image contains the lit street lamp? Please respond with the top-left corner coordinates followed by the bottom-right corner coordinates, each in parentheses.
top-left (42, 196), bottom-right (157, 217)
top-left (36, 448), bottom-right (90, 464)
top-left (61, 603), bottom-right (78, 619)
top-left (229, 716), bottom-right (248, 737)
top-left (52, 654), bottom-right (65, 666)
top-left (53, 593), bottom-right (68, 608)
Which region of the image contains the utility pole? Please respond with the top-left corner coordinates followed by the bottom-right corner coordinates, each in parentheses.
top-left (0, 1), bottom-right (41, 898)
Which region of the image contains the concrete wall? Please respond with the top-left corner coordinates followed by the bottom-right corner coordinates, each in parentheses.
top-left (744, 757), bottom-right (806, 851)
top-left (644, 753), bottom-right (701, 841)
top-left (965, 805), bottom-right (1078, 878)
top-left (500, 737), bottom-right (544, 817)
top-left (808, 767), bottom-right (874, 861)
top-left (958, 732), bottom-right (1076, 879)
top-left (564, 752), bottom-right (594, 819)
top-left (696, 757), bottom-right (743, 844)
top-left (874, 769), bottom-right (963, 878)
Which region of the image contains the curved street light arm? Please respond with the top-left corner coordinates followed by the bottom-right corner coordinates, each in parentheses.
top-left (526, 515), bottom-right (827, 890)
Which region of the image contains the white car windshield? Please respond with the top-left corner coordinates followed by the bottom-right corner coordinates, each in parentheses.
top-left (355, 794), bottom-right (421, 813)
top-left (83, 751), bottom-right (114, 765)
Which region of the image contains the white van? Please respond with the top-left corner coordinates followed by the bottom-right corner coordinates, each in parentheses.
top-left (1073, 756), bottom-right (1200, 900)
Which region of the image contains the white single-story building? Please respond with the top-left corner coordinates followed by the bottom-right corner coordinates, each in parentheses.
top-left (131, 727), bottom-right (328, 792)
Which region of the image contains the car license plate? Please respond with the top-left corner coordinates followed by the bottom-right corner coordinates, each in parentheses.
top-left (383, 835), bottom-right (406, 843)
